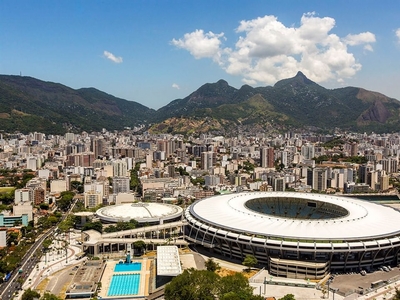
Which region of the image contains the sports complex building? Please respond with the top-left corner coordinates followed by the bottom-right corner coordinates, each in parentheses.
top-left (96, 202), bottom-right (183, 225)
top-left (82, 192), bottom-right (400, 280)
top-left (185, 192), bottom-right (400, 279)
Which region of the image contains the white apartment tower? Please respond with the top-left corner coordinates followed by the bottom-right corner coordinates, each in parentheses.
top-left (260, 147), bottom-right (274, 168)
top-left (301, 143), bottom-right (315, 160)
top-left (312, 168), bottom-right (327, 191)
top-left (14, 189), bottom-right (33, 203)
top-left (113, 159), bottom-right (128, 177)
top-left (84, 191), bottom-right (102, 209)
top-left (113, 176), bottom-right (130, 194)
top-left (201, 151), bottom-right (215, 171)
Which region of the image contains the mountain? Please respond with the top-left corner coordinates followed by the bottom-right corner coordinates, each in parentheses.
top-left (0, 73), bottom-right (399, 135)
top-left (0, 75), bottom-right (155, 134)
top-left (151, 71), bottom-right (400, 134)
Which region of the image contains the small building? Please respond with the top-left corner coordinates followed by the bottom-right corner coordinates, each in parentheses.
top-left (0, 212), bottom-right (29, 227)
top-left (156, 245), bottom-right (182, 276)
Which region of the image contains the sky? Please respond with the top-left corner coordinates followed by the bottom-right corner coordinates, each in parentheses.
top-left (1, 1), bottom-right (400, 110)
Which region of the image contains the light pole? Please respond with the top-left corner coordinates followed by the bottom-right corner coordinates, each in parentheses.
top-left (327, 280), bottom-right (330, 299)
top-left (263, 277), bottom-right (266, 295)
top-left (333, 288), bottom-right (338, 300)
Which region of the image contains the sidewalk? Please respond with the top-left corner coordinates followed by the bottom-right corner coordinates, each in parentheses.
top-left (350, 280), bottom-right (400, 300)
top-left (21, 232), bottom-right (86, 293)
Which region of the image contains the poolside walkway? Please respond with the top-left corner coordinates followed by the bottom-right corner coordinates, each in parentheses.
top-left (98, 258), bottom-right (150, 299)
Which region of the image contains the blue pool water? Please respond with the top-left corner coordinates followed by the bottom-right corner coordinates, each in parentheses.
top-left (114, 262), bottom-right (142, 272)
top-left (107, 274), bottom-right (140, 296)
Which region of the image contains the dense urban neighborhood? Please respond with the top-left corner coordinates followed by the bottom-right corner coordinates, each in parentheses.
top-left (1, 128), bottom-right (400, 299)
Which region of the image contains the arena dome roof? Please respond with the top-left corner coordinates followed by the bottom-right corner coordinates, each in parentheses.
top-left (96, 202), bottom-right (183, 224)
top-left (189, 192), bottom-right (400, 241)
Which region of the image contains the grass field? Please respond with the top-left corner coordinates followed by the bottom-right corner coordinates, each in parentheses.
top-left (0, 187), bottom-right (15, 193)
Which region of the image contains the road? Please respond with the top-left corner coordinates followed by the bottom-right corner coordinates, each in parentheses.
top-left (0, 200), bottom-right (77, 299)
top-left (0, 228), bottom-right (55, 299)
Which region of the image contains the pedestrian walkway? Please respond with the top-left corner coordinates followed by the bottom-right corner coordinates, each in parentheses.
top-left (20, 231), bottom-right (86, 294)
top-left (349, 280), bottom-right (400, 300)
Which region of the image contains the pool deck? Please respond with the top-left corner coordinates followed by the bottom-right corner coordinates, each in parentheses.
top-left (99, 259), bottom-right (150, 299)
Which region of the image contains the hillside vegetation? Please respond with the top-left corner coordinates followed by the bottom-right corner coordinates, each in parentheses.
top-left (1, 72), bottom-right (399, 134)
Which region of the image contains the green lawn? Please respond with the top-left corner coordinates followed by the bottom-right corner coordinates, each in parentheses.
top-left (0, 187), bottom-right (15, 193)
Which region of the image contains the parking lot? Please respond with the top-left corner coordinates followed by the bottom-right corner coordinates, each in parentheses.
top-left (329, 267), bottom-right (400, 296)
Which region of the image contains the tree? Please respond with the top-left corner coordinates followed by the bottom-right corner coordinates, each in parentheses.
top-left (82, 221), bottom-right (103, 233)
top-left (70, 181), bottom-right (83, 193)
top-left (58, 214), bottom-right (75, 233)
top-left (47, 215), bottom-right (59, 225)
top-left (164, 268), bottom-right (264, 300)
top-left (128, 219), bottom-right (138, 228)
top-left (104, 225), bottom-right (116, 233)
top-left (133, 240), bottom-right (146, 255)
top-left (130, 163), bottom-right (143, 195)
top-left (190, 176), bottom-right (205, 186)
top-left (165, 268), bottom-right (219, 300)
top-left (278, 294), bottom-right (296, 300)
top-left (42, 238), bottom-right (52, 250)
top-left (205, 258), bottom-right (221, 272)
top-left (7, 232), bottom-right (19, 246)
top-left (37, 216), bottom-right (52, 229)
top-left (218, 272), bottom-right (263, 300)
top-left (393, 288), bottom-right (400, 300)
top-left (41, 292), bottom-right (62, 300)
top-left (104, 219), bottom-right (138, 233)
top-left (22, 288), bottom-right (41, 300)
top-left (39, 203), bottom-right (49, 210)
top-left (242, 254), bottom-right (257, 271)
top-left (57, 191), bottom-right (75, 211)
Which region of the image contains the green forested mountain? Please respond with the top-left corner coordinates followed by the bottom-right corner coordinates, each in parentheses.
top-left (0, 75), bottom-right (155, 134)
top-left (0, 72), bottom-right (399, 135)
top-left (153, 71), bottom-right (400, 134)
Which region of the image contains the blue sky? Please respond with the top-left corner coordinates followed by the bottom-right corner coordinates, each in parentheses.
top-left (1, 1), bottom-right (400, 109)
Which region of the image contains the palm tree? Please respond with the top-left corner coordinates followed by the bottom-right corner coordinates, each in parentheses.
top-left (393, 288), bottom-right (400, 300)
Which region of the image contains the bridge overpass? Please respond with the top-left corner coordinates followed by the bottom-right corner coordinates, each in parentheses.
top-left (81, 220), bottom-right (188, 256)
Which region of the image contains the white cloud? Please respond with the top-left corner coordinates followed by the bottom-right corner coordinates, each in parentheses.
top-left (344, 32), bottom-right (376, 51)
top-left (172, 83), bottom-right (180, 89)
top-left (170, 29), bottom-right (225, 62)
top-left (171, 12), bottom-right (376, 86)
top-left (396, 28), bottom-right (400, 43)
top-left (103, 51), bottom-right (123, 63)
top-left (344, 32), bottom-right (376, 45)
top-left (363, 44), bottom-right (373, 52)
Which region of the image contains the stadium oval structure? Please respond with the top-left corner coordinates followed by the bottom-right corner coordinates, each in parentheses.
top-left (184, 192), bottom-right (400, 279)
top-left (96, 202), bottom-right (183, 225)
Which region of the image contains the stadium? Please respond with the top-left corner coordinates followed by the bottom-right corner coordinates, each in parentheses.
top-left (96, 202), bottom-right (183, 225)
top-left (184, 192), bottom-right (400, 279)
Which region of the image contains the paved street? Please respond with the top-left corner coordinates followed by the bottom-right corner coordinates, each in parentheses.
top-left (8, 230), bottom-right (86, 299)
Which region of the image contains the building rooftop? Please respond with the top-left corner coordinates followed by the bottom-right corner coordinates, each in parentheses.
top-left (189, 192), bottom-right (400, 241)
top-left (156, 245), bottom-right (182, 276)
top-left (66, 260), bottom-right (105, 298)
top-left (96, 202), bottom-right (183, 223)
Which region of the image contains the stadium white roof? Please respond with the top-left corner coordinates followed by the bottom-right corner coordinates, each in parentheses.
top-left (189, 192), bottom-right (400, 241)
top-left (96, 202), bottom-right (183, 223)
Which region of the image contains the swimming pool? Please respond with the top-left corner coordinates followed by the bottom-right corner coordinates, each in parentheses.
top-left (114, 262), bottom-right (142, 272)
top-left (107, 274), bottom-right (140, 296)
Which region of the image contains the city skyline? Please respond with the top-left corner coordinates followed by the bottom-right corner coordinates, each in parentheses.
top-left (1, 1), bottom-right (400, 109)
